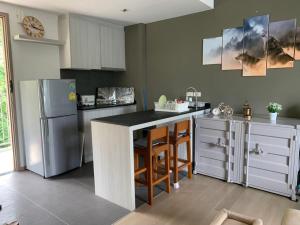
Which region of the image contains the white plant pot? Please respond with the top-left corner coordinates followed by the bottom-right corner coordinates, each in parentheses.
top-left (269, 112), bottom-right (278, 121)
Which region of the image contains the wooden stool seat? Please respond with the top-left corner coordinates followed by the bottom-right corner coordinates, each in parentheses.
top-left (170, 120), bottom-right (192, 187)
top-left (134, 126), bottom-right (171, 205)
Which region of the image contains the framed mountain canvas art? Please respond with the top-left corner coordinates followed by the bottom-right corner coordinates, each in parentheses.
top-left (295, 27), bottom-right (300, 60)
top-left (267, 19), bottom-right (296, 68)
top-left (203, 37), bottom-right (222, 65)
top-left (241, 15), bottom-right (269, 76)
top-left (222, 27), bottom-right (244, 70)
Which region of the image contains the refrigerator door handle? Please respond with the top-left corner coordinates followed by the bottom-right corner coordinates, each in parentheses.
top-left (40, 118), bottom-right (49, 177)
top-left (39, 80), bottom-right (46, 118)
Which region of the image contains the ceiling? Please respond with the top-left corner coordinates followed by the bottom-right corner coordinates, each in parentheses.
top-left (2, 0), bottom-right (214, 25)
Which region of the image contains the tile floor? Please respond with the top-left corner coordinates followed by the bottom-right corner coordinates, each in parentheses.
top-left (0, 163), bottom-right (129, 225)
top-left (1, 162), bottom-right (299, 225)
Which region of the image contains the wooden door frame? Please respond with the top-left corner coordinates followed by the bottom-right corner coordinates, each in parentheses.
top-left (0, 12), bottom-right (21, 171)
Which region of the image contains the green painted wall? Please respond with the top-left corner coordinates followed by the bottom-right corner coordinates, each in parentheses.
top-left (125, 0), bottom-right (300, 117)
top-left (120, 24), bottom-right (147, 111)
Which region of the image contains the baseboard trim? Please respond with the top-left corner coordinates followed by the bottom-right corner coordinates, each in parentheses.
top-left (15, 166), bottom-right (25, 171)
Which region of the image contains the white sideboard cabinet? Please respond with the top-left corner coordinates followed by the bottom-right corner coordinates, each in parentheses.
top-left (194, 115), bottom-right (300, 200)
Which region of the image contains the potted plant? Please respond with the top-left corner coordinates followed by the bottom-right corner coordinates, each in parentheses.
top-left (266, 102), bottom-right (282, 121)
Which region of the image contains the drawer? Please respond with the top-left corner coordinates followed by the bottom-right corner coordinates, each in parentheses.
top-left (195, 157), bottom-right (227, 180)
top-left (248, 157), bottom-right (289, 174)
top-left (196, 128), bottom-right (229, 163)
top-left (198, 118), bottom-right (228, 131)
top-left (198, 128), bottom-right (228, 146)
top-left (248, 135), bottom-right (290, 156)
top-left (248, 131), bottom-right (293, 173)
top-left (248, 167), bottom-right (290, 196)
top-left (197, 142), bottom-right (227, 161)
top-left (250, 123), bottom-right (295, 138)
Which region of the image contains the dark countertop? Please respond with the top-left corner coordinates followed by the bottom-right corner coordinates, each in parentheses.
top-left (92, 105), bottom-right (210, 127)
top-left (77, 102), bottom-right (136, 111)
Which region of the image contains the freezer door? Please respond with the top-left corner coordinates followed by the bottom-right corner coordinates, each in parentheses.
top-left (40, 79), bottom-right (77, 118)
top-left (42, 115), bottom-right (80, 178)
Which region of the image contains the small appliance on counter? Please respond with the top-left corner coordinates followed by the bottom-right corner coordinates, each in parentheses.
top-left (96, 87), bottom-right (135, 105)
top-left (80, 95), bottom-right (95, 106)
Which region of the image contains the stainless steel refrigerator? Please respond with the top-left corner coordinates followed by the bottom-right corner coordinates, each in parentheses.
top-left (20, 79), bottom-right (80, 178)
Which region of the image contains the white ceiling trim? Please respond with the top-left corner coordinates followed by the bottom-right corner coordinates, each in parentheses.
top-left (1, 0), bottom-right (214, 25)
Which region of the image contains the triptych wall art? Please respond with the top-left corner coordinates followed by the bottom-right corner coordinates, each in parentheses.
top-left (203, 15), bottom-right (300, 76)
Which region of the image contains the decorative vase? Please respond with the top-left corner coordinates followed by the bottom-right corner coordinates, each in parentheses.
top-left (269, 112), bottom-right (277, 121)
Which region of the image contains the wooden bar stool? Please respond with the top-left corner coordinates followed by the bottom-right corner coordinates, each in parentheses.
top-left (170, 120), bottom-right (192, 188)
top-left (134, 126), bottom-right (171, 205)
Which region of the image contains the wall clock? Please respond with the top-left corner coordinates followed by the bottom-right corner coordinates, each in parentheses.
top-left (22, 16), bottom-right (45, 38)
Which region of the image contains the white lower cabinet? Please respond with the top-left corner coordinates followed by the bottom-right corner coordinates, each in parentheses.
top-left (195, 119), bottom-right (231, 181)
top-left (194, 115), bottom-right (299, 200)
top-left (78, 105), bottom-right (136, 163)
top-left (245, 123), bottom-right (297, 199)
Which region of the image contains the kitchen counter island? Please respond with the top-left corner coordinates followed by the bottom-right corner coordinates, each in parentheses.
top-left (91, 107), bottom-right (210, 211)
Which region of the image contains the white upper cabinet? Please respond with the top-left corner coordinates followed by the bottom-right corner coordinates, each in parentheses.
top-left (100, 25), bottom-right (126, 70)
top-left (87, 22), bottom-right (101, 70)
top-left (69, 16), bottom-right (89, 69)
top-left (59, 14), bottom-right (125, 71)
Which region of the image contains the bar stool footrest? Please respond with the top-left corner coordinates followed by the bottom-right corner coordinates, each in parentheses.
top-left (153, 175), bottom-right (169, 185)
top-left (135, 178), bottom-right (147, 186)
top-left (135, 167), bottom-right (147, 176)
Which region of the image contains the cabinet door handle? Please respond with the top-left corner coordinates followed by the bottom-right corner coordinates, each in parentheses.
top-left (250, 144), bottom-right (265, 155)
top-left (215, 138), bottom-right (226, 147)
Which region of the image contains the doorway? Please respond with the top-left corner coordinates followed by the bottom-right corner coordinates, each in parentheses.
top-left (0, 12), bottom-right (18, 175)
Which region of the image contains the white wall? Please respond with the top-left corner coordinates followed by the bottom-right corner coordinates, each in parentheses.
top-left (200, 0), bottom-right (214, 9)
top-left (0, 2), bottom-right (60, 166)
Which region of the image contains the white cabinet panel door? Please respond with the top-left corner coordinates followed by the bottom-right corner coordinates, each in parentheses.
top-left (87, 22), bottom-right (101, 70)
top-left (100, 25), bottom-right (113, 69)
top-left (82, 108), bottom-right (112, 163)
top-left (69, 16), bottom-right (88, 69)
top-left (246, 123), bottom-right (296, 198)
top-left (113, 28), bottom-right (126, 69)
top-left (194, 119), bottom-right (232, 181)
top-left (101, 25), bottom-right (125, 70)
